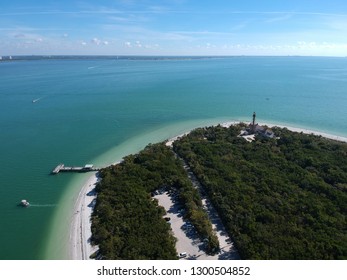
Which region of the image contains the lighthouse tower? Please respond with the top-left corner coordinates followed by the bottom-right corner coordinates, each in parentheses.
top-left (251, 112), bottom-right (256, 133)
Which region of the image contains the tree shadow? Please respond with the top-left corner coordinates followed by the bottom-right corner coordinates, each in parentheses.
top-left (87, 187), bottom-right (97, 196)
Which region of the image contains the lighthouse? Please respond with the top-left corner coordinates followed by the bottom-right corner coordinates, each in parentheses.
top-left (251, 112), bottom-right (256, 133)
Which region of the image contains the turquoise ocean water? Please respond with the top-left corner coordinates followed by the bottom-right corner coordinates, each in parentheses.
top-left (0, 56), bottom-right (346, 259)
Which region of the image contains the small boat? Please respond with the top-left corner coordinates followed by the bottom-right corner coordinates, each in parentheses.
top-left (20, 200), bottom-right (30, 207)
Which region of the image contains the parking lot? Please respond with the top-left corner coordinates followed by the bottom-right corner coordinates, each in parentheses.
top-left (154, 189), bottom-right (239, 260)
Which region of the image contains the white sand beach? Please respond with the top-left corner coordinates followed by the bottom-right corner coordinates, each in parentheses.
top-left (69, 173), bottom-right (99, 260)
top-left (220, 121), bottom-right (347, 143)
top-left (262, 122), bottom-right (347, 143)
top-left (69, 120), bottom-right (347, 260)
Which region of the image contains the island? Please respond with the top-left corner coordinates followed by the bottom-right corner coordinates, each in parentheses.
top-left (85, 121), bottom-right (347, 260)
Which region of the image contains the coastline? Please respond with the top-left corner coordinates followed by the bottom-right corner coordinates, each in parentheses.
top-left (69, 173), bottom-right (99, 260)
top-left (260, 122), bottom-right (347, 143)
top-left (69, 120), bottom-right (347, 260)
top-left (220, 120), bottom-right (347, 143)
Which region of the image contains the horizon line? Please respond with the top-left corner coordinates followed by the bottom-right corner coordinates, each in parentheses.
top-left (1, 54), bottom-right (347, 59)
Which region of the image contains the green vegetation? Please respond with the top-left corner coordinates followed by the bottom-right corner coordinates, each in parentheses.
top-left (91, 143), bottom-right (218, 259)
top-left (173, 124), bottom-right (347, 259)
top-left (91, 123), bottom-right (347, 259)
top-left (172, 175), bottom-right (220, 254)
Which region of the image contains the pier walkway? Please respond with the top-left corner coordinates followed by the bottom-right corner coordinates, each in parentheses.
top-left (52, 164), bottom-right (100, 174)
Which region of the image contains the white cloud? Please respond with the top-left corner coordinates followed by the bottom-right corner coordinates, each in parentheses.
top-left (91, 38), bottom-right (101, 45)
top-left (135, 40), bottom-right (142, 47)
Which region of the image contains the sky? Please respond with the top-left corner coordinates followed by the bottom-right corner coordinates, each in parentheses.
top-left (1, 0), bottom-right (347, 56)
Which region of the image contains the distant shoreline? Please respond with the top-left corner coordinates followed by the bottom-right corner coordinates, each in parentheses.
top-left (2, 55), bottom-right (346, 63)
top-left (0, 55), bottom-right (228, 62)
top-left (69, 120), bottom-right (347, 259)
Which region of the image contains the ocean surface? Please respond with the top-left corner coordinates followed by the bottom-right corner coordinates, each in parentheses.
top-left (0, 56), bottom-right (346, 259)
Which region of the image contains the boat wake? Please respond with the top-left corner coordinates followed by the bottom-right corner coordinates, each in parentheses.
top-left (29, 204), bottom-right (57, 207)
top-left (32, 97), bottom-right (43, 103)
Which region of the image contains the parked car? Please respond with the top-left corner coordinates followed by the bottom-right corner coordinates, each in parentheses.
top-left (178, 252), bottom-right (187, 258)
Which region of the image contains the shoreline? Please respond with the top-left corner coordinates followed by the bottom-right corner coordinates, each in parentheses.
top-left (260, 122), bottom-right (347, 143)
top-left (69, 120), bottom-right (347, 259)
top-left (69, 173), bottom-right (99, 260)
top-left (220, 120), bottom-right (347, 143)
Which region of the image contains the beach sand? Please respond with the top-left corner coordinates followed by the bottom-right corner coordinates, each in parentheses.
top-left (225, 121), bottom-right (347, 143)
top-left (262, 122), bottom-right (347, 143)
top-left (69, 173), bottom-right (99, 260)
top-left (69, 121), bottom-right (347, 260)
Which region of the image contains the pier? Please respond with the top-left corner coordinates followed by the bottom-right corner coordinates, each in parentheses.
top-left (52, 164), bottom-right (100, 174)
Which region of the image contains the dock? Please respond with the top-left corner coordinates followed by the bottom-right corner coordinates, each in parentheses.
top-left (52, 163), bottom-right (100, 174)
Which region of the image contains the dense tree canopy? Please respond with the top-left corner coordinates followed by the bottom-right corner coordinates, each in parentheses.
top-left (91, 144), bottom-right (179, 259)
top-left (173, 124), bottom-right (347, 259)
top-left (91, 143), bottom-right (218, 259)
top-left (91, 124), bottom-right (347, 259)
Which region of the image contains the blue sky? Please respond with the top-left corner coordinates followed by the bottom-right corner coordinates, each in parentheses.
top-left (1, 0), bottom-right (347, 56)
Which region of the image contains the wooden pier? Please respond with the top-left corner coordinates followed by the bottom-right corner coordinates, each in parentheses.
top-left (52, 163), bottom-right (100, 174)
